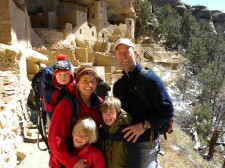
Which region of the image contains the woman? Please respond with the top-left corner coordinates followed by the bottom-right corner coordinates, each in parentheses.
top-left (48, 65), bottom-right (102, 168)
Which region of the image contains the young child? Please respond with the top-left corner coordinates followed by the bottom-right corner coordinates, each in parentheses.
top-left (68, 117), bottom-right (106, 168)
top-left (98, 96), bottom-right (140, 168)
top-left (42, 54), bottom-right (76, 117)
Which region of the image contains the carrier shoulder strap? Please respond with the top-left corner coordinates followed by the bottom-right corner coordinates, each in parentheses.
top-left (63, 92), bottom-right (80, 128)
top-left (136, 68), bottom-right (152, 109)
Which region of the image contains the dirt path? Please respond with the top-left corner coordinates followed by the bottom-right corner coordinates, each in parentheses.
top-left (17, 125), bottom-right (49, 168)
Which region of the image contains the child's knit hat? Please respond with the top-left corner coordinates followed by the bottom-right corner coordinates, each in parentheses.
top-left (52, 54), bottom-right (75, 82)
top-left (76, 65), bottom-right (98, 82)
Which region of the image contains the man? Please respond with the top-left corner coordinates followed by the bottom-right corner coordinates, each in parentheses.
top-left (113, 38), bottom-right (174, 168)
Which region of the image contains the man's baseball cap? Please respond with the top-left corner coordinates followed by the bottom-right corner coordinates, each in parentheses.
top-left (114, 38), bottom-right (135, 51)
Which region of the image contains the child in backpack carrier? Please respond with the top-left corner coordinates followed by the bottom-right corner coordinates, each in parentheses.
top-left (42, 54), bottom-right (76, 118)
top-left (68, 117), bottom-right (105, 168)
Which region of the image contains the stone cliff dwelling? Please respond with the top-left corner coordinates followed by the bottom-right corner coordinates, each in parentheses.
top-left (0, 0), bottom-right (136, 83)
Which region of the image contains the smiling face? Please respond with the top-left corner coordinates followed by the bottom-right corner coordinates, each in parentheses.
top-left (102, 108), bottom-right (118, 126)
top-left (114, 44), bottom-right (137, 73)
top-left (73, 128), bottom-right (90, 148)
top-left (55, 71), bottom-right (72, 85)
top-left (76, 74), bottom-right (97, 97)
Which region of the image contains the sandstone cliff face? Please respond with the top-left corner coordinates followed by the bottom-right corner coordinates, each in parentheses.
top-left (151, 0), bottom-right (225, 34)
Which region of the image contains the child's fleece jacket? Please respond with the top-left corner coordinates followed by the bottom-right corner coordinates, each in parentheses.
top-left (67, 143), bottom-right (106, 168)
top-left (42, 77), bottom-right (76, 114)
top-left (98, 109), bottom-right (140, 168)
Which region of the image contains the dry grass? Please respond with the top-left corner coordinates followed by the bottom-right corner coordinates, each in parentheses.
top-left (158, 123), bottom-right (223, 168)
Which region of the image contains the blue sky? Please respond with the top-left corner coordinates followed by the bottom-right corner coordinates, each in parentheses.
top-left (181, 0), bottom-right (225, 12)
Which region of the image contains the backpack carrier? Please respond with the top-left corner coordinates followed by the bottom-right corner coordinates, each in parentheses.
top-left (31, 66), bottom-right (79, 153)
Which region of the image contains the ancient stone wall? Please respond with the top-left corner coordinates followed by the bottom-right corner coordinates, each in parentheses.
top-left (34, 28), bottom-right (64, 45)
top-left (58, 2), bottom-right (79, 28)
top-left (30, 11), bottom-right (58, 29)
top-left (10, 0), bottom-right (31, 48)
top-left (125, 18), bottom-right (135, 38)
top-left (0, 0), bottom-right (12, 44)
top-left (75, 48), bottom-right (89, 63)
top-left (89, 0), bottom-right (110, 32)
top-left (0, 44), bottom-right (30, 167)
top-left (94, 53), bottom-right (116, 66)
top-left (30, 12), bottom-right (49, 28)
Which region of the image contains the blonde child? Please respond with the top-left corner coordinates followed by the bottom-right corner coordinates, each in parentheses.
top-left (68, 117), bottom-right (105, 168)
top-left (98, 96), bottom-right (140, 168)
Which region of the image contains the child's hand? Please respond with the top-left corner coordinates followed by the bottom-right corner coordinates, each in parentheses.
top-left (73, 158), bottom-right (91, 168)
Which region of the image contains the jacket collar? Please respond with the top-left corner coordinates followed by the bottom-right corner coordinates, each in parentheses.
top-left (75, 89), bottom-right (102, 108)
top-left (102, 109), bottom-right (132, 134)
top-left (122, 63), bottom-right (142, 79)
